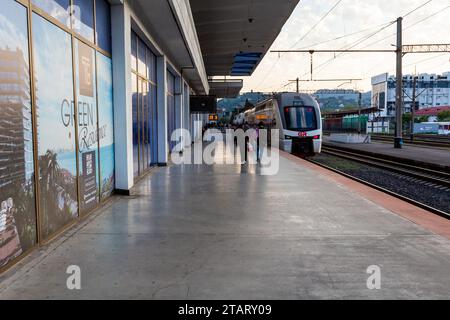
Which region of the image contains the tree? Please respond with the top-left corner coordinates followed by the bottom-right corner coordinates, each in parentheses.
top-left (243, 99), bottom-right (254, 111)
top-left (437, 110), bottom-right (450, 122)
top-left (40, 150), bottom-right (61, 191)
top-left (342, 104), bottom-right (358, 111)
top-left (416, 116), bottom-right (429, 123)
top-left (402, 113), bottom-right (412, 124)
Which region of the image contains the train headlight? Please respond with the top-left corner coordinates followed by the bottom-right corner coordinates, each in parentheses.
top-left (284, 135), bottom-right (292, 140)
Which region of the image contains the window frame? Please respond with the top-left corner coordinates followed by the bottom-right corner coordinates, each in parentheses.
top-left (27, 0), bottom-right (111, 58)
top-left (130, 29), bottom-right (158, 179)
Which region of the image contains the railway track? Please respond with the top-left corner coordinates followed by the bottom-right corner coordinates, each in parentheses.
top-left (371, 134), bottom-right (450, 149)
top-left (307, 144), bottom-right (450, 218)
top-left (323, 132), bottom-right (450, 149)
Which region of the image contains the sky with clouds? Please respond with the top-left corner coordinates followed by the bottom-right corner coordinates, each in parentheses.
top-left (240, 0), bottom-right (450, 93)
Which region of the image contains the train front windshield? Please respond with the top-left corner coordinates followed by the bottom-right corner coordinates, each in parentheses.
top-left (283, 106), bottom-right (317, 131)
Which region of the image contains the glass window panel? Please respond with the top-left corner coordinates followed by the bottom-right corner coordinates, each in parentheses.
top-left (167, 94), bottom-right (175, 151)
top-left (283, 106), bottom-right (317, 131)
top-left (147, 83), bottom-right (152, 166)
top-left (97, 53), bottom-right (115, 199)
top-left (131, 32), bottom-right (157, 173)
top-left (138, 79), bottom-right (145, 173)
top-left (95, 0), bottom-right (111, 52)
top-left (132, 73), bottom-right (139, 178)
top-left (166, 71), bottom-right (176, 151)
top-left (146, 49), bottom-right (151, 82)
top-left (131, 31), bottom-right (137, 72)
top-left (32, 13), bottom-right (78, 240)
top-left (167, 71), bottom-right (175, 94)
top-left (72, 0), bottom-right (94, 43)
top-left (138, 39), bottom-right (146, 78)
top-left (141, 81), bottom-right (149, 170)
top-left (150, 84), bottom-right (157, 165)
top-left (32, 0), bottom-right (71, 27)
top-left (141, 81), bottom-right (146, 171)
top-left (75, 40), bottom-right (99, 213)
top-left (0, 0), bottom-right (37, 268)
top-left (146, 49), bottom-right (156, 82)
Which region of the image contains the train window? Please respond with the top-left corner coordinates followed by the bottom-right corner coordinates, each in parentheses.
top-left (292, 101), bottom-right (304, 106)
top-left (284, 106), bottom-right (317, 131)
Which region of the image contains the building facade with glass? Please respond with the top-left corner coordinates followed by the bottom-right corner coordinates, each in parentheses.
top-left (1, 0), bottom-right (299, 271)
top-left (0, 0), bottom-right (207, 270)
top-left (387, 73), bottom-right (450, 115)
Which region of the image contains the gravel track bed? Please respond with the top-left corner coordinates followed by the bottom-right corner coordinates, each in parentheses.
top-left (312, 153), bottom-right (450, 214)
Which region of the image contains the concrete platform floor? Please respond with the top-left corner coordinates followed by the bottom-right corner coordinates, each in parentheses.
top-left (1, 151), bottom-right (450, 299)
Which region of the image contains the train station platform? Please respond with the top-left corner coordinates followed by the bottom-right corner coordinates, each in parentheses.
top-left (1, 147), bottom-right (450, 299)
top-left (323, 136), bottom-right (450, 169)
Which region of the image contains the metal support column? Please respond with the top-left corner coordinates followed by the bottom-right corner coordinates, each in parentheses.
top-left (410, 76), bottom-right (417, 142)
top-left (394, 17), bottom-right (403, 149)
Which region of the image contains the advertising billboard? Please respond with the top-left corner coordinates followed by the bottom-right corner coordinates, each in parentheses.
top-left (76, 40), bottom-right (100, 213)
top-left (371, 73), bottom-right (388, 111)
top-left (0, 1), bottom-right (37, 267)
top-left (97, 53), bottom-right (115, 198)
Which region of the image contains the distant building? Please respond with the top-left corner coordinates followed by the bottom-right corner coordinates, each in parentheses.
top-left (372, 72), bottom-right (450, 118)
top-left (414, 105), bottom-right (450, 122)
top-left (388, 72), bottom-right (450, 114)
top-left (0, 48), bottom-right (33, 196)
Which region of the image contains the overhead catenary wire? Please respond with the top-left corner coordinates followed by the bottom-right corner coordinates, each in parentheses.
top-left (335, 0), bottom-right (438, 52)
top-left (405, 4), bottom-right (450, 30)
top-left (270, 21), bottom-right (395, 90)
top-left (300, 21), bottom-right (396, 79)
top-left (268, 0), bottom-right (448, 92)
top-left (256, 0), bottom-right (344, 91)
top-left (361, 4), bottom-right (450, 49)
top-left (358, 2), bottom-right (450, 80)
top-left (294, 1), bottom-right (448, 85)
top-left (270, 19), bottom-right (401, 91)
top-left (293, 23), bottom-right (394, 50)
top-left (361, 52), bottom-right (447, 82)
top-left (266, 23), bottom-right (398, 91)
top-left (282, 0), bottom-right (434, 53)
top-left (289, 0), bottom-right (344, 49)
top-left (403, 0), bottom-right (434, 18)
